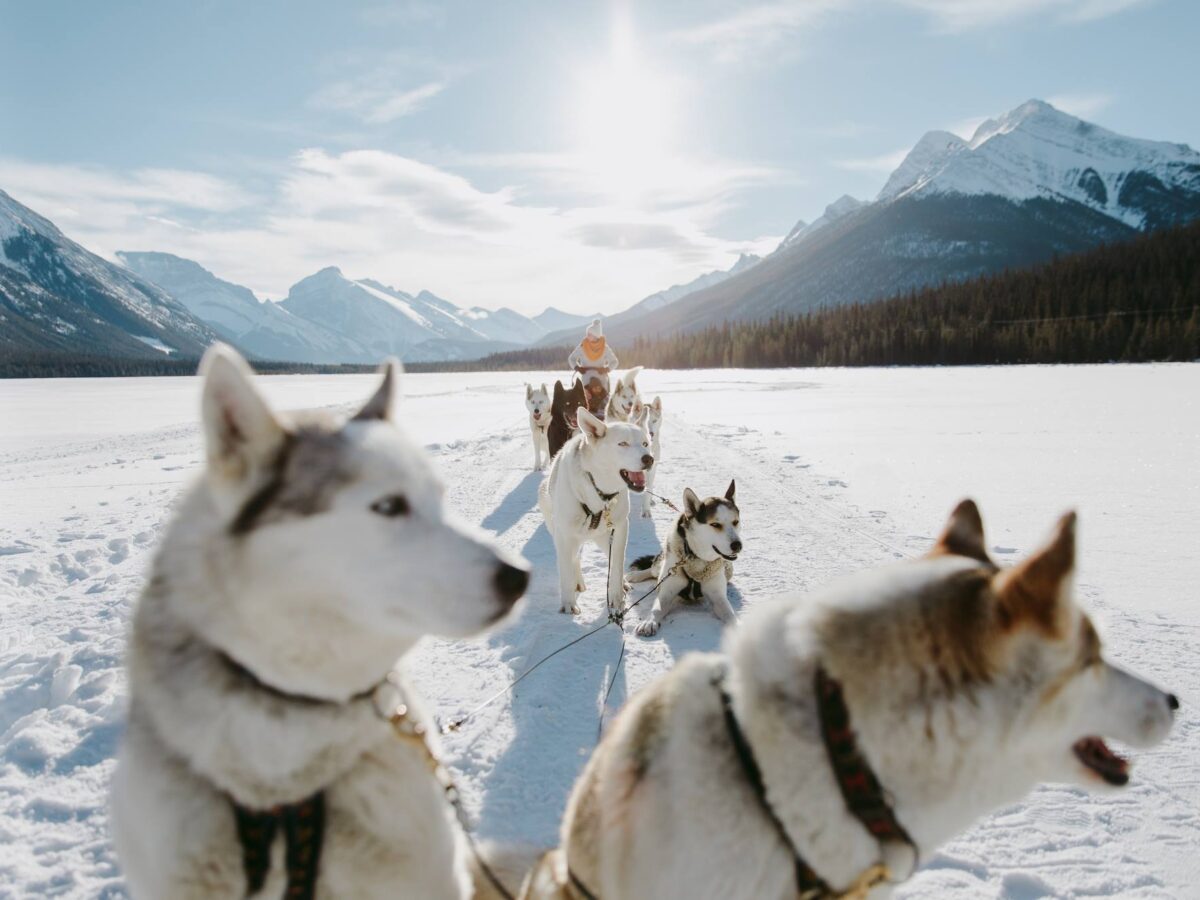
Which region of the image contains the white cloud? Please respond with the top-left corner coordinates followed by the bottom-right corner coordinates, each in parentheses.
top-left (311, 78), bottom-right (446, 124)
top-left (1045, 91), bottom-right (1114, 118)
top-left (0, 149), bottom-right (775, 316)
top-left (668, 1), bottom-right (844, 63)
top-left (832, 147), bottom-right (910, 173)
top-left (895, 0), bottom-right (1152, 30)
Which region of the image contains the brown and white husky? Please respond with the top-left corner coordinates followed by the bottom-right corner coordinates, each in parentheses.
top-left (523, 501), bottom-right (1178, 899)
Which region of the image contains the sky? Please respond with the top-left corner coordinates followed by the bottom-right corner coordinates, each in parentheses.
top-left (2, 0), bottom-right (1197, 316)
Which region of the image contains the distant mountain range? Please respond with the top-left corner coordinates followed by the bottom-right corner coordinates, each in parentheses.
top-left (4, 98), bottom-right (1199, 368)
top-left (583, 99), bottom-right (1200, 347)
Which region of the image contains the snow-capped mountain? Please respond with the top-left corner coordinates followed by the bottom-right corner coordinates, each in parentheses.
top-left (591, 99), bottom-right (1200, 346)
top-left (116, 252), bottom-right (375, 364)
top-left (877, 99), bottom-right (1200, 230)
top-left (0, 190), bottom-right (218, 360)
top-left (777, 196), bottom-right (866, 251)
top-left (531, 307), bottom-right (596, 334)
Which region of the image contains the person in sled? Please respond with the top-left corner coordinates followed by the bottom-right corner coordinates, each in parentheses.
top-left (568, 319), bottom-right (618, 418)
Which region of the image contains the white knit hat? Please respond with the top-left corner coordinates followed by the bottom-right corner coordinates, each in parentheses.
top-left (586, 318), bottom-right (603, 339)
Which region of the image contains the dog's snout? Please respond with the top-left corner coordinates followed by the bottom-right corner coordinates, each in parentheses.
top-left (494, 563), bottom-right (529, 605)
top-left (730, 540), bottom-right (742, 554)
top-left (1167, 693), bottom-right (1180, 712)
top-left (641, 454), bottom-right (654, 468)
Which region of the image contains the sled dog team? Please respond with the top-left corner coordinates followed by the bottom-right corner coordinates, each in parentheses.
top-left (113, 345), bottom-right (1179, 900)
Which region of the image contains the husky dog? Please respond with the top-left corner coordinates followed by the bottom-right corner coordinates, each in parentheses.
top-left (637, 396), bottom-right (663, 518)
top-left (526, 383), bottom-right (551, 471)
top-left (110, 345), bottom-right (530, 900)
top-left (525, 501), bottom-right (1178, 899)
top-left (538, 408), bottom-right (653, 615)
top-left (548, 378), bottom-right (588, 462)
top-left (631, 481), bottom-right (740, 636)
top-left (605, 367), bottom-right (644, 422)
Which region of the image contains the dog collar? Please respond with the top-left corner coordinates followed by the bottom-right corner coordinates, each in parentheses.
top-left (218, 648), bottom-right (381, 707)
top-left (713, 667), bottom-right (914, 899)
top-left (582, 472), bottom-right (619, 528)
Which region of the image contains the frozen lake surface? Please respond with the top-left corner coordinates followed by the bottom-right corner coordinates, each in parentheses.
top-left (1, 364), bottom-right (1197, 897)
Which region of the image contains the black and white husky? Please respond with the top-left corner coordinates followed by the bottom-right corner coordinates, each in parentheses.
top-left (110, 345), bottom-right (530, 899)
top-left (631, 481), bottom-right (741, 636)
top-left (525, 383), bottom-right (550, 471)
top-left (538, 408), bottom-right (653, 615)
top-left (637, 396), bottom-right (662, 518)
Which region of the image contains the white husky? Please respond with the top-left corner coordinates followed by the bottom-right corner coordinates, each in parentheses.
top-left (631, 481), bottom-right (741, 636)
top-left (637, 396), bottom-right (662, 518)
top-left (526, 382), bottom-right (551, 471)
top-left (538, 408), bottom-right (653, 615)
top-left (605, 367), bottom-right (643, 422)
top-left (524, 502), bottom-right (1178, 899)
top-left (110, 344), bottom-right (530, 899)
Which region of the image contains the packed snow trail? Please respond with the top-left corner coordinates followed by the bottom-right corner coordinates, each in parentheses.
top-left (1, 367), bottom-right (1197, 898)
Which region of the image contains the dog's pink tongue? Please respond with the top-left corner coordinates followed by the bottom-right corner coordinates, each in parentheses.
top-left (627, 471), bottom-right (646, 488)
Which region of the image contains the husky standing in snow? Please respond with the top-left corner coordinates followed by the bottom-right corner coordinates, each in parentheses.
top-left (526, 383), bottom-right (551, 471)
top-left (538, 408), bottom-right (653, 616)
top-left (547, 378), bottom-right (588, 462)
top-left (110, 345), bottom-right (530, 900)
top-left (605, 367), bottom-right (644, 422)
top-left (637, 396), bottom-right (663, 518)
top-left (631, 481), bottom-right (740, 636)
top-left (522, 501), bottom-right (1178, 900)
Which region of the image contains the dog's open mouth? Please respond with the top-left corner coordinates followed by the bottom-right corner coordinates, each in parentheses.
top-left (566, 412), bottom-right (578, 429)
top-left (533, 411), bottom-right (542, 421)
top-left (714, 547), bottom-right (738, 561)
top-left (621, 469), bottom-right (647, 492)
top-left (1074, 737), bottom-right (1130, 786)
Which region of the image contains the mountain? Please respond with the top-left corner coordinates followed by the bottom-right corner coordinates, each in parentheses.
top-left (117, 252), bottom-right (371, 363)
top-left (584, 99), bottom-right (1200, 347)
top-left (0, 190), bottom-right (219, 359)
top-left (531, 307), bottom-right (595, 334)
top-left (536, 253), bottom-right (762, 347)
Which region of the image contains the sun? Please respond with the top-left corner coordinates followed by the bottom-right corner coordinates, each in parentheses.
top-left (571, 16), bottom-right (680, 201)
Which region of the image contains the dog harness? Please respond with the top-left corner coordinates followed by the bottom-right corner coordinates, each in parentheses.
top-left (674, 517), bottom-right (729, 599)
top-left (582, 472), bottom-right (619, 530)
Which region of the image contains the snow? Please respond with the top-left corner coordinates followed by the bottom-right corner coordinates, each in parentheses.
top-left (131, 336), bottom-right (174, 355)
top-left (2, 365), bottom-right (1198, 897)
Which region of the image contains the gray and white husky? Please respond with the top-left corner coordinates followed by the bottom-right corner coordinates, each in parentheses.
top-left (538, 408), bottom-right (653, 615)
top-left (526, 382), bottom-right (551, 471)
top-left (524, 501), bottom-right (1178, 899)
top-left (631, 480), bottom-right (740, 636)
top-left (110, 344), bottom-right (530, 899)
top-left (605, 367), bottom-right (644, 422)
top-left (637, 396), bottom-right (663, 518)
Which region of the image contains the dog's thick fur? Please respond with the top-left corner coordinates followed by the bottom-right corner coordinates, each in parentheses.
top-left (110, 345), bottom-right (530, 899)
top-left (525, 502), bottom-right (1177, 899)
top-left (632, 480), bottom-right (740, 636)
top-left (605, 367), bottom-right (644, 422)
top-left (538, 408), bottom-right (653, 615)
top-left (526, 383), bottom-right (551, 471)
top-left (548, 378), bottom-right (587, 462)
top-left (637, 397), bottom-right (662, 518)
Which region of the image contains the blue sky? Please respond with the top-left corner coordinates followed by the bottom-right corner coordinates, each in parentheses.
top-left (2, 0), bottom-right (1197, 315)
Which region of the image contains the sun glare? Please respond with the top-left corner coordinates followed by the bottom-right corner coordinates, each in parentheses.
top-left (572, 14), bottom-right (680, 201)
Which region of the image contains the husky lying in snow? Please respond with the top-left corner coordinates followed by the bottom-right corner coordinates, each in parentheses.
top-left (539, 408), bottom-right (653, 615)
top-left (631, 480), bottom-right (740, 636)
top-left (523, 501), bottom-right (1178, 900)
top-left (605, 367), bottom-right (644, 422)
top-left (110, 345), bottom-right (530, 900)
top-left (548, 378), bottom-right (588, 462)
top-left (526, 383), bottom-right (551, 471)
top-left (637, 397), bottom-right (662, 518)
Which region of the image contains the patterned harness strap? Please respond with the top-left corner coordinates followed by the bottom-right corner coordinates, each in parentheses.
top-left (231, 792), bottom-right (325, 900)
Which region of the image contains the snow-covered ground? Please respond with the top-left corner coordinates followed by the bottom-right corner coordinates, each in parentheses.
top-left (1, 365), bottom-right (1197, 898)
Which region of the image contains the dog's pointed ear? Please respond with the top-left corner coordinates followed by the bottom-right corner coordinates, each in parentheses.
top-left (637, 404), bottom-right (649, 428)
top-left (353, 358), bottom-right (402, 421)
top-left (525, 383), bottom-right (532, 399)
top-left (627, 365), bottom-right (643, 387)
top-left (553, 381), bottom-right (564, 401)
top-left (683, 487), bottom-right (701, 517)
top-left (541, 383), bottom-right (548, 395)
top-left (200, 343), bottom-right (284, 481)
top-left (725, 479), bottom-right (736, 503)
top-left (996, 511), bottom-right (1077, 632)
top-left (929, 499), bottom-right (990, 563)
top-left (577, 408), bottom-right (606, 442)
top-left (652, 396), bottom-right (662, 413)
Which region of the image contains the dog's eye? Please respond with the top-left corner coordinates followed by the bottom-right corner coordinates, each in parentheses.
top-left (618, 441), bottom-right (629, 447)
top-left (371, 494), bottom-right (410, 517)
top-left (711, 522), bottom-right (722, 530)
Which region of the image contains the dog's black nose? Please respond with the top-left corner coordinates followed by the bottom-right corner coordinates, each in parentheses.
top-left (642, 454), bottom-right (654, 468)
top-left (1167, 693), bottom-right (1180, 711)
top-left (730, 540), bottom-right (742, 554)
top-left (494, 563), bottom-right (529, 604)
